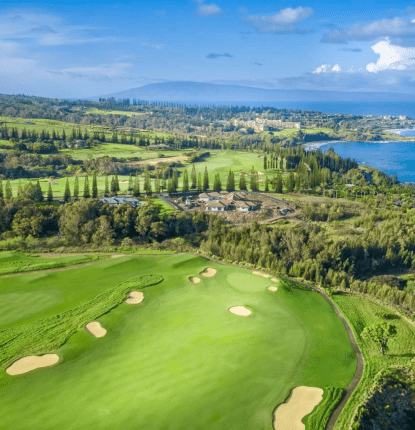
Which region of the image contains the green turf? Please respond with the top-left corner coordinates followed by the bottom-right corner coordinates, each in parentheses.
top-left (331, 293), bottom-right (415, 429)
top-left (0, 251), bottom-right (102, 276)
top-left (85, 108), bottom-right (147, 117)
top-left (0, 255), bottom-right (356, 430)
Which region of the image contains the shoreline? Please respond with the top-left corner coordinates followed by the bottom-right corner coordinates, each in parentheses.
top-left (304, 138), bottom-right (415, 151)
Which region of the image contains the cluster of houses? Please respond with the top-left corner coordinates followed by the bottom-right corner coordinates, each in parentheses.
top-left (188, 191), bottom-right (259, 212)
top-left (231, 118), bottom-right (301, 132)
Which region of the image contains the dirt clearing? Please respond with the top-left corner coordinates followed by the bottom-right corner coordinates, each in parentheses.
top-left (189, 276), bottom-right (201, 284)
top-left (252, 271), bottom-right (270, 278)
top-left (268, 286), bottom-right (278, 292)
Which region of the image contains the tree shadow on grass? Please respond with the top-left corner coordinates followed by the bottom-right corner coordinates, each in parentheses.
top-left (388, 353), bottom-right (415, 358)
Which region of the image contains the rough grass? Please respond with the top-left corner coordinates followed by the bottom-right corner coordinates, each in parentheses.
top-left (304, 386), bottom-right (344, 430)
top-left (0, 251), bottom-right (103, 275)
top-left (331, 293), bottom-right (415, 429)
top-left (0, 274), bottom-right (163, 369)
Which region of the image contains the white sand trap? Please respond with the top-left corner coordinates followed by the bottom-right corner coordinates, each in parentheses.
top-left (273, 386), bottom-right (323, 430)
top-left (271, 278), bottom-right (278, 283)
top-left (200, 267), bottom-right (217, 277)
top-left (229, 306), bottom-right (252, 316)
top-left (6, 354), bottom-right (59, 376)
top-left (189, 276), bottom-right (201, 284)
top-left (85, 322), bottom-right (107, 338)
top-left (268, 286), bottom-right (278, 292)
top-left (125, 291), bottom-right (144, 304)
top-left (252, 271), bottom-right (270, 278)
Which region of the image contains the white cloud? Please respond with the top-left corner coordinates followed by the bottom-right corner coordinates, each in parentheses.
top-left (366, 39), bottom-right (415, 72)
top-left (142, 42), bottom-right (165, 50)
top-left (313, 64), bottom-right (342, 73)
top-left (322, 17), bottom-right (415, 44)
top-left (244, 7), bottom-right (314, 34)
top-left (50, 62), bottom-right (132, 81)
top-left (197, 2), bottom-right (224, 17)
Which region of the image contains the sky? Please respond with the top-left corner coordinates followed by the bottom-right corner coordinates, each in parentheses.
top-left (2, 1), bottom-right (415, 97)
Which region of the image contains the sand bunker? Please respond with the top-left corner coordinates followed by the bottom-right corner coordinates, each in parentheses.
top-left (229, 306), bottom-right (252, 316)
top-left (268, 286), bottom-right (278, 292)
top-left (200, 267), bottom-right (217, 277)
top-left (85, 321), bottom-right (107, 338)
top-left (252, 271), bottom-right (270, 278)
top-left (189, 276), bottom-right (201, 284)
top-left (6, 354), bottom-right (59, 376)
top-left (125, 291), bottom-right (144, 304)
top-left (271, 278), bottom-right (278, 283)
top-left (273, 386), bottom-right (323, 430)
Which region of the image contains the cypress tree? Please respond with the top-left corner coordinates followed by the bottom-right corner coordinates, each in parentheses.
top-left (226, 169), bottom-right (235, 192)
top-left (239, 172), bottom-right (247, 191)
top-left (213, 174), bottom-right (222, 192)
top-left (286, 171), bottom-right (295, 193)
top-left (191, 165), bottom-right (197, 189)
top-left (110, 176), bottom-right (117, 194)
top-left (183, 169), bottom-right (189, 192)
top-left (92, 172), bottom-right (98, 198)
top-left (47, 183), bottom-right (53, 203)
top-left (35, 180), bottom-right (43, 202)
top-left (64, 178), bottom-right (71, 202)
top-left (0, 179), bottom-right (3, 199)
top-left (264, 176), bottom-right (269, 192)
top-left (172, 168), bottom-right (178, 192)
top-left (83, 176), bottom-right (90, 198)
top-left (5, 180), bottom-right (13, 199)
top-left (73, 176), bottom-right (79, 200)
top-left (128, 173), bottom-right (133, 192)
top-left (104, 175), bottom-right (109, 196)
top-left (203, 167), bottom-right (209, 191)
top-left (197, 172), bottom-right (202, 191)
top-left (263, 155), bottom-right (267, 171)
top-left (114, 174), bottom-right (120, 192)
top-left (275, 173), bottom-right (283, 194)
top-left (132, 173), bottom-right (140, 196)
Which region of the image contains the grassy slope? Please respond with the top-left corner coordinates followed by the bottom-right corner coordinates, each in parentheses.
top-left (332, 293), bottom-right (415, 429)
top-left (0, 254), bottom-right (356, 430)
top-left (0, 251), bottom-right (102, 276)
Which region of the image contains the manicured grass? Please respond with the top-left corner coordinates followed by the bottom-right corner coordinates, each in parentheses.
top-left (331, 293), bottom-right (415, 429)
top-left (0, 251), bottom-right (103, 275)
top-left (85, 108), bottom-right (147, 117)
top-left (0, 254), bottom-right (356, 430)
top-left (304, 386), bottom-right (344, 430)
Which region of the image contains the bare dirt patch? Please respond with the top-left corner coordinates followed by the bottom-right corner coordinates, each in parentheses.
top-left (252, 271), bottom-right (270, 278)
top-left (85, 322), bottom-right (107, 338)
top-left (268, 286), bottom-right (278, 292)
top-left (270, 278), bottom-right (278, 283)
top-left (229, 306), bottom-right (252, 316)
top-left (200, 267), bottom-right (217, 277)
top-left (189, 276), bottom-right (201, 284)
top-left (273, 386), bottom-right (323, 430)
top-left (125, 291), bottom-right (144, 304)
top-left (6, 354), bottom-right (59, 376)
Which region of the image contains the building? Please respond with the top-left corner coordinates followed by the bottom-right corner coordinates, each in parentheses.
top-left (206, 201), bottom-right (227, 211)
top-left (235, 200), bottom-right (257, 212)
top-left (198, 192), bottom-right (222, 201)
top-left (101, 197), bottom-right (142, 208)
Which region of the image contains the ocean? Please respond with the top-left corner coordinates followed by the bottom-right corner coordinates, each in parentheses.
top-left (315, 133), bottom-right (415, 183)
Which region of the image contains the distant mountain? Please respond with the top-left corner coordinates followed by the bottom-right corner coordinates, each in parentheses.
top-left (96, 81), bottom-right (415, 103)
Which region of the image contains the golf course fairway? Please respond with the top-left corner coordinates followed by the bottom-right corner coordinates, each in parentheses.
top-left (0, 254), bottom-right (356, 429)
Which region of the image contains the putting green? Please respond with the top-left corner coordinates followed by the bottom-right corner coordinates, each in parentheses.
top-left (0, 254), bottom-right (356, 430)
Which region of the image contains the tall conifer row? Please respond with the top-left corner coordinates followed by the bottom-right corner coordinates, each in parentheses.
top-left (203, 167), bottom-right (209, 191)
top-left (239, 172), bottom-right (247, 191)
top-left (5, 180), bottom-right (13, 199)
top-left (226, 170), bottom-right (235, 191)
top-left (47, 183), bottom-right (53, 203)
top-left (132, 172), bottom-right (140, 196)
top-left (83, 176), bottom-right (90, 198)
top-left (104, 175), bottom-right (109, 196)
top-left (197, 172), bottom-right (202, 191)
top-left (73, 176), bottom-right (79, 200)
top-left (92, 172), bottom-right (98, 198)
top-left (191, 165), bottom-right (197, 189)
top-left (114, 174), bottom-right (120, 192)
top-left (182, 169), bottom-right (189, 192)
top-left (128, 173), bottom-right (133, 192)
top-left (64, 179), bottom-right (71, 202)
top-left (0, 179), bottom-right (3, 199)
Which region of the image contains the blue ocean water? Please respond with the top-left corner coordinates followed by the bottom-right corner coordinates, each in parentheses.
top-left (318, 137), bottom-right (415, 183)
